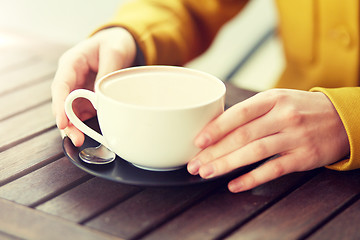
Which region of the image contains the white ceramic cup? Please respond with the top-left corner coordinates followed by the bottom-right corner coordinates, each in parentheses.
top-left (64, 66), bottom-right (225, 171)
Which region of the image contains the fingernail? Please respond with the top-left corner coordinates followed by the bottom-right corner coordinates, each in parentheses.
top-left (228, 181), bottom-right (244, 193)
top-left (200, 165), bottom-right (215, 179)
top-left (196, 134), bottom-right (211, 148)
top-left (187, 159), bottom-right (201, 175)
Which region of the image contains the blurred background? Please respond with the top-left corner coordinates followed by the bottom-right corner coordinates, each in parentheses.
top-left (0, 0), bottom-right (284, 91)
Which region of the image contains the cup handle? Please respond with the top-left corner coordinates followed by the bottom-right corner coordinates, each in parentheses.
top-left (64, 89), bottom-right (110, 149)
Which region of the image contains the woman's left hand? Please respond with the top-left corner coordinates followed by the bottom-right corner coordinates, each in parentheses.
top-left (187, 89), bottom-right (350, 193)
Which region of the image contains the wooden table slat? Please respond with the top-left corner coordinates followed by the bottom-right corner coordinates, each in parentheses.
top-left (0, 102), bottom-right (56, 150)
top-left (0, 198), bottom-right (121, 240)
top-left (0, 128), bottom-right (63, 185)
top-left (0, 231), bottom-right (23, 240)
top-left (0, 48), bottom-right (37, 74)
top-left (0, 58), bottom-right (56, 96)
top-left (85, 181), bottom-right (223, 239)
top-left (308, 196), bottom-right (360, 240)
top-left (226, 169), bottom-right (360, 240)
top-left (0, 79), bottom-right (52, 121)
top-left (0, 157), bottom-right (89, 206)
top-left (36, 177), bottom-right (143, 223)
top-left (141, 171), bottom-right (316, 240)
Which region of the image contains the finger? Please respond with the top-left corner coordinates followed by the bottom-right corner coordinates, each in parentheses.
top-left (96, 28), bottom-right (136, 80)
top-left (198, 132), bottom-right (295, 179)
top-left (51, 41), bottom-right (98, 129)
top-left (51, 61), bottom-right (82, 129)
top-left (51, 80), bottom-right (71, 129)
top-left (188, 108), bottom-right (284, 174)
top-left (194, 91), bottom-right (276, 149)
top-left (97, 46), bottom-right (124, 81)
top-left (227, 153), bottom-right (299, 193)
top-left (64, 124), bottom-right (86, 147)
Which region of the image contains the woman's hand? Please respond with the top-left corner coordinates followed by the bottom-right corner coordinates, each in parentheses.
top-left (51, 27), bottom-right (137, 146)
top-left (187, 88), bottom-right (350, 193)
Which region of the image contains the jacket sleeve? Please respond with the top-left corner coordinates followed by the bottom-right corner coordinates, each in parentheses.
top-left (92, 0), bottom-right (247, 65)
top-left (311, 87), bottom-right (360, 171)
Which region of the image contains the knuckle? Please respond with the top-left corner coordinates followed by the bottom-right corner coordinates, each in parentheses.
top-left (232, 127), bottom-right (250, 146)
top-left (261, 88), bottom-right (284, 100)
top-left (231, 101), bottom-right (251, 122)
top-left (110, 44), bottom-right (126, 54)
top-left (100, 37), bottom-right (127, 56)
top-left (72, 54), bottom-right (88, 71)
top-left (243, 172), bottom-right (256, 189)
top-left (198, 150), bottom-right (215, 164)
top-left (235, 104), bottom-right (250, 117)
top-left (252, 140), bottom-right (269, 158)
top-left (207, 120), bottom-right (223, 140)
top-left (273, 89), bottom-right (290, 102)
top-left (269, 160), bottom-right (286, 178)
top-left (284, 108), bottom-right (303, 126)
top-left (214, 157), bottom-right (232, 175)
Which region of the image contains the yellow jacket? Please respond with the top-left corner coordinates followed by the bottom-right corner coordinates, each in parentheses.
top-left (96, 0), bottom-right (360, 171)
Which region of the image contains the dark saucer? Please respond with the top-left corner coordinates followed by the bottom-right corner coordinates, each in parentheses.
top-left (62, 117), bottom-right (249, 187)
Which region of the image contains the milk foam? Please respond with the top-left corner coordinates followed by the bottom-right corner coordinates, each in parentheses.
top-left (100, 71), bottom-right (223, 108)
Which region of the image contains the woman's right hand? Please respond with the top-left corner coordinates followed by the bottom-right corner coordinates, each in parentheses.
top-left (51, 27), bottom-right (137, 147)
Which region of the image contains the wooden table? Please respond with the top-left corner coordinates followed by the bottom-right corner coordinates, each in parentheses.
top-left (1, 30), bottom-right (360, 240)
